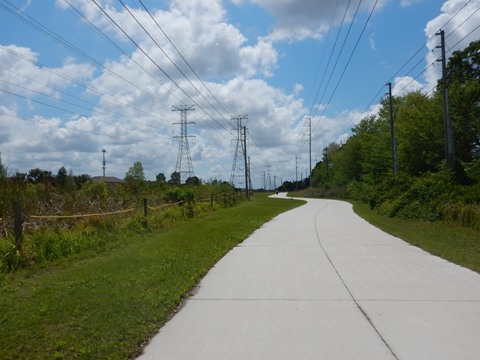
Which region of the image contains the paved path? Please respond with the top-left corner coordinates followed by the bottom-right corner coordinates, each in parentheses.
top-left (138, 195), bottom-right (480, 359)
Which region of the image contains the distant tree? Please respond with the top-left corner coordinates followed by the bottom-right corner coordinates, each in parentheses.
top-left (185, 176), bottom-right (201, 185)
top-left (352, 114), bottom-right (391, 183)
top-left (27, 168), bottom-right (54, 184)
top-left (169, 171), bottom-right (181, 185)
top-left (156, 172), bottom-right (166, 183)
top-left (14, 172), bottom-right (27, 183)
top-left (124, 161), bottom-right (146, 182)
top-left (73, 174), bottom-right (91, 189)
top-left (56, 166), bottom-right (68, 187)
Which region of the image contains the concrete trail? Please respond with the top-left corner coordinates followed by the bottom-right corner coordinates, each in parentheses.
top-left (138, 194), bottom-right (480, 359)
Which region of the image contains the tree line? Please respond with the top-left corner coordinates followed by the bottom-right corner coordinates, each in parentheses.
top-left (307, 40), bottom-right (480, 224)
top-left (0, 159), bottom-right (205, 189)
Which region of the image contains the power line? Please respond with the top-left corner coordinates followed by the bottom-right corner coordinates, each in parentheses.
top-left (61, 0), bottom-right (184, 106)
top-left (0, 45), bottom-right (163, 124)
top-left (307, 0), bottom-right (354, 118)
top-left (311, 0), bottom-right (362, 119)
top-left (136, 0), bottom-right (233, 121)
top-left (313, 0), bottom-right (380, 134)
top-left (118, 0), bottom-right (231, 128)
top-left (90, 0), bottom-right (231, 135)
top-left (335, 0), bottom-right (480, 139)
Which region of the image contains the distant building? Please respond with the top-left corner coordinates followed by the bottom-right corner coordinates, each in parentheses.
top-left (91, 176), bottom-right (125, 185)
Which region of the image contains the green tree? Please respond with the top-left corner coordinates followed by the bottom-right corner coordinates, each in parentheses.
top-left (445, 40), bottom-right (480, 163)
top-left (185, 176), bottom-right (201, 185)
top-left (27, 168), bottom-right (54, 184)
top-left (331, 138), bottom-right (362, 185)
top-left (169, 171), bottom-right (180, 185)
top-left (156, 172), bottom-right (166, 183)
top-left (56, 166), bottom-right (68, 187)
top-left (124, 161), bottom-right (146, 182)
top-left (73, 174), bottom-right (91, 189)
top-left (352, 114), bottom-right (391, 183)
top-left (394, 91), bottom-right (444, 175)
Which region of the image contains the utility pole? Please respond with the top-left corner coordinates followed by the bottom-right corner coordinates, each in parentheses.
top-left (308, 117), bottom-right (312, 188)
top-left (102, 148), bottom-right (106, 177)
top-left (172, 105), bottom-right (195, 183)
top-left (295, 154), bottom-right (298, 191)
top-left (436, 29), bottom-right (455, 170)
top-left (323, 147), bottom-right (329, 182)
top-left (248, 157), bottom-right (252, 192)
top-left (386, 82), bottom-right (398, 175)
top-left (243, 125), bottom-right (249, 199)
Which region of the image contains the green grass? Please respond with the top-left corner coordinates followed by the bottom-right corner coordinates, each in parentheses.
top-left (0, 195), bottom-right (304, 359)
top-left (352, 201), bottom-right (480, 274)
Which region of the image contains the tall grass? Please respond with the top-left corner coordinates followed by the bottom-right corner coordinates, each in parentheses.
top-left (0, 180), bottom-right (241, 273)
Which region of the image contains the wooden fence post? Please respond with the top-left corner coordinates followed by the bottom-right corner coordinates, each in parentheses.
top-left (143, 198), bottom-right (148, 218)
top-left (14, 201), bottom-right (22, 252)
top-left (210, 193), bottom-right (214, 207)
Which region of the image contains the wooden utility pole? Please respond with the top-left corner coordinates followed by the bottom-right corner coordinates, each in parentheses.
top-left (436, 29), bottom-right (455, 170)
top-left (387, 82), bottom-right (398, 175)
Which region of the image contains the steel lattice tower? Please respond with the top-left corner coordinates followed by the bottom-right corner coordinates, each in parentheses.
top-left (173, 105), bottom-right (195, 183)
top-left (230, 116), bottom-right (248, 187)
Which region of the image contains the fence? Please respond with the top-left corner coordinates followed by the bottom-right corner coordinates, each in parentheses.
top-left (11, 192), bottom-right (241, 252)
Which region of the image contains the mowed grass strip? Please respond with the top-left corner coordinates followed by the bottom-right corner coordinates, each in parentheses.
top-left (352, 201), bottom-right (480, 274)
top-left (0, 195), bottom-right (304, 359)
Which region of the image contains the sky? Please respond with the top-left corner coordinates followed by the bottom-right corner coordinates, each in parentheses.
top-left (1, 0), bottom-right (479, 189)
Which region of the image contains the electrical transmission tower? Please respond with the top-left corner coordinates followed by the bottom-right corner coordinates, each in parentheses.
top-left (265, 164), bottom-right (272, 191)
top-left (172, 105), bottom-right (195, 183)
top-left (230, 115), bottom-right (248, 188)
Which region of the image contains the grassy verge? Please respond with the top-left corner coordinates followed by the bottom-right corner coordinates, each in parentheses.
top-left (0, 195), bottom-right (304, 359)
top-left (352, 201), bottom-right (480, 274)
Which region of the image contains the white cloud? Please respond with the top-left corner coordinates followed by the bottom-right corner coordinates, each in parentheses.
top-left (0, 45), bottom-right (95, 98)
top-left (424, 0), bottom-right (480, 92)
top-left (293, 83), bottom-right (303, 95)
top-left (369, 32), bottom-right (376, 51)
top-left (244, 0), bottom-right (389, 42)
top-left (393, 76), bottom-right (423, 96)
top-left (400, 0), bottom-right (424, 7)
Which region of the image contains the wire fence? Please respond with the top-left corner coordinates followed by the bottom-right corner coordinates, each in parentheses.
top-left (10, 192), bottom-right (241, 252)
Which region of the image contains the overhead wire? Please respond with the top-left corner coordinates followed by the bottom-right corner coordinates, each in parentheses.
top-left (118, 0), bottom-right (228, 125)
top-left (0, 45), bottom-right (163, 125)
top-left (335, 0), bottom-right (479, 139)
top-left (307, 0), bottom-right (353, 118)
top-left (0, 77), bottom-right (162, 137)
top-left (0, 1), bottom-right (172, 128)
top-left (136, 0), bottom-right (233, 121)
top-left (89, 0), bottom-right (232, 135)
top-left (311, 0), bottom-right (362, 120)
top-left (306, 0), bottom-right (340, 116)
top-left (312, 0), bottom-right (379, 134)
top-left (0, 87), bottom-right (159, 140)
top-left (61, 0), bottom-right (184, 106)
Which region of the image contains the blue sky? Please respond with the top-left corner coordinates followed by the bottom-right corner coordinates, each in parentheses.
top-left (1, 0), bottom-right (479, 188)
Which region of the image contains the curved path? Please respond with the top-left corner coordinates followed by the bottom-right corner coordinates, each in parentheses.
top-left (138, 195), bottom-right (480, 359)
